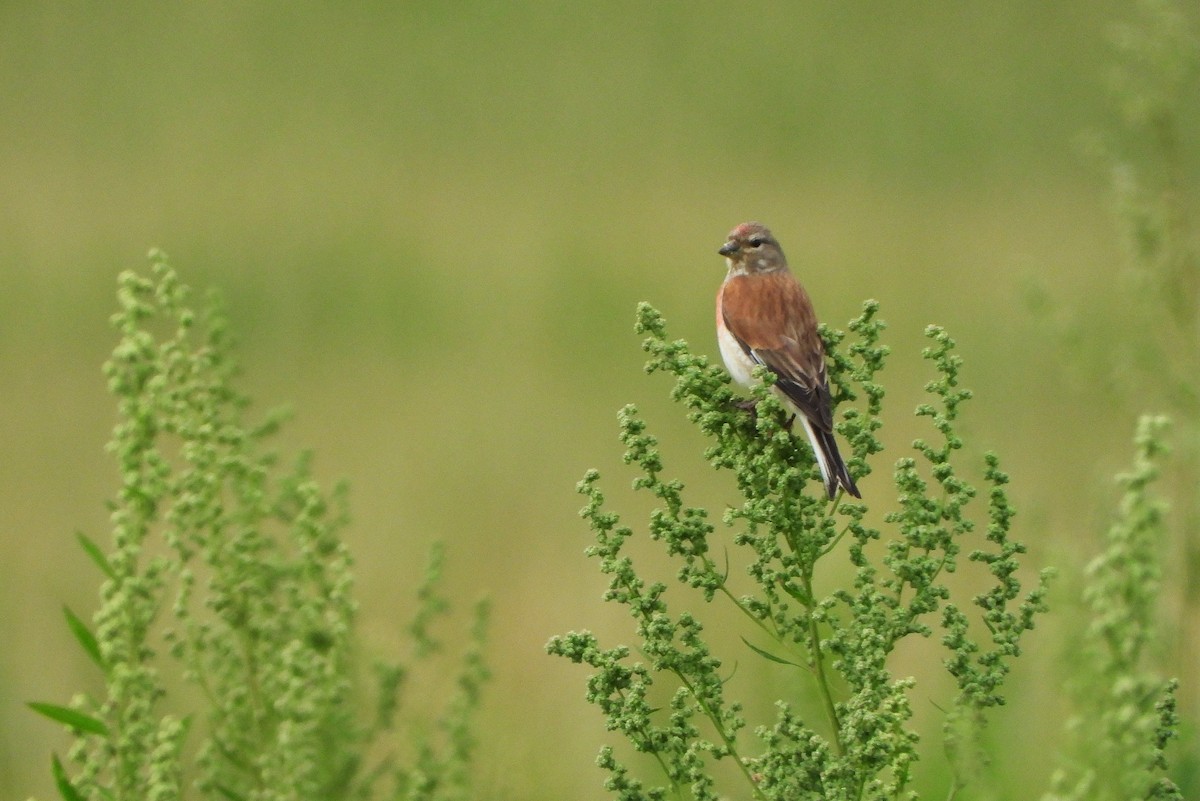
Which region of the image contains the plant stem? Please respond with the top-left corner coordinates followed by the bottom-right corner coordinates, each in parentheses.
top-left (802, 572), bottom-right (844, 757)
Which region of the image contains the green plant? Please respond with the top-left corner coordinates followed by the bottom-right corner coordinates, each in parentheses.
top-left (547, 301), bottom-right (1052, 800)
top-left (1026, 2), bottom-right (1197, 793)
top-left (1043, 415), bottom-right (1182, 801)
top-left (29, 252), bottom-right (489, 801)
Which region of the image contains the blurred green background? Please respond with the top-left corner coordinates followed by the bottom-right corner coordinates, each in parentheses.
top-left (2, 2), bottom-right (1196, 799)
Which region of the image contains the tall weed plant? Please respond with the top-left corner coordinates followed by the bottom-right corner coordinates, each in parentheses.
top-left (548, 302), bottom-right (1053, 800)
top-left (30, 254), bottom-right (489, 801)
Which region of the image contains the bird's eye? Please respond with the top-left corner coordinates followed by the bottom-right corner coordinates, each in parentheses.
top-left (748, 237), bottom-right (765, 248)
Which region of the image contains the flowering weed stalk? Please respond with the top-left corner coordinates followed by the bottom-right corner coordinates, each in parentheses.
top-left (1043, 416), bottom-right (1183, 801)
top-left (30, 253), bottom-right (489, 801)
top-left (548, 301), bottom-right (1051, 800)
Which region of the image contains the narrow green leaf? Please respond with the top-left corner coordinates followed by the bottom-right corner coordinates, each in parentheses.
top-left (778, 580), bottom-right (812, 604)
top-left (50, 753), bottom-right (85, 801)
top-left (76, 532), bottom-right (115, 580)
top-left (63, 606), bottom-right (104, 671)
top-left (28, 702), bottom-right (109, 736)
top-left (740, 637), bottom-right (805, 669)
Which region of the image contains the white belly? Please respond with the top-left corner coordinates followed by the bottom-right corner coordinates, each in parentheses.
top-left (718, 324), bottom-right (757, 388)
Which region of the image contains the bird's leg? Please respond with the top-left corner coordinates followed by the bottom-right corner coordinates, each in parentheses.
top-left (732, 398), bottom-right (759, 424)
top-left (732, 400), bottom-right (796, 433)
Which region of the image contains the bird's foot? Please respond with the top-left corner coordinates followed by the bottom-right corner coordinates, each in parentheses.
top-left (730, 398), bottom-right (760, 427)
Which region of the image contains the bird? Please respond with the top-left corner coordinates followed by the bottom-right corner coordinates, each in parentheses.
top-left (716, 221), bottom-right (860, 499)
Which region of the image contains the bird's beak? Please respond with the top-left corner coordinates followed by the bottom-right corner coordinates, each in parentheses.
top-left (718, 241), bottom-right (738, 257)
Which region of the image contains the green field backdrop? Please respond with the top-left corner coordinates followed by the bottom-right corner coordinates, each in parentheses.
top-left (1, 3), bottom-right (1196, 799)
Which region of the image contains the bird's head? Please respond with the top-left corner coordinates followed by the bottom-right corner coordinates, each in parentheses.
top-left (719, 222), bottom-right (787, 274)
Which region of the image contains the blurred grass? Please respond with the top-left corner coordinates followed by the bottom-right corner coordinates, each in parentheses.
top-left (1, 2), bottom-right (1195, 799)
